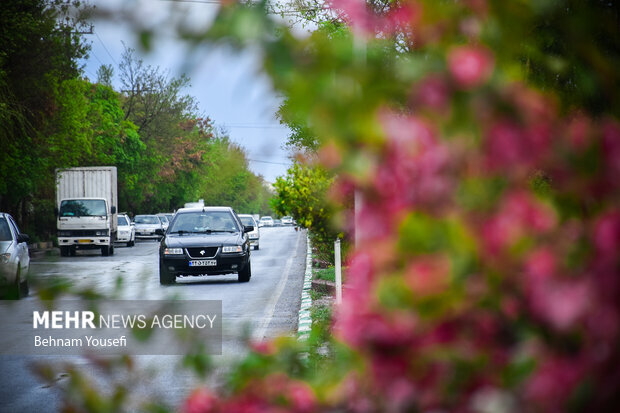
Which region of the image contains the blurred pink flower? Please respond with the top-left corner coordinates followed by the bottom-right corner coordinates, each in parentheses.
top-left (525, 356), bottom-right (584, 412)
top-left (525, 248), bottom-right (556, 283)
top-left (593, 211), bottom-right (620, 257)
top-left (413, 75), bottom-right (451, 112)
top-left (184, 388), bottom-right (219, 413)
top-left (406, 255), bottom-right (450, 296)
top-left (447, 45), bottom-right (494, 89)
top-left (603, 120), bottom-right (620, 179)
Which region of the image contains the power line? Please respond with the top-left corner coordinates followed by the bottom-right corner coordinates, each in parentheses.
top-left (95, 31), bottom-right (118, 66)
top-left (247, 158), bottom-right (291, 165)
top-left (223, 123), bottom-right (288, 129)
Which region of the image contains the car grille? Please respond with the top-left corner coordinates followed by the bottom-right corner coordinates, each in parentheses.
top-left (186, 247), bottom-right (218, 259)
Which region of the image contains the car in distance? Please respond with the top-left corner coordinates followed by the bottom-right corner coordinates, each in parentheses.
top-left (238, 214), bottom-right (260, 250)
top-left (159, 207), bottom-right (254, 284)
top-left (258, 216), bottom-right (274, 227)
top-left (133, 214), bottom-right (165, 240)
top-left (157, 213), bottom-right (170, 232)
top-left (116, 214), bottom-right (135, 247)
top-left (274, 219), bottom-right (282, 227)
top-left (281, 216), bottom-right (294, 226)
top-left (0, 212), bottom-right (30, 299)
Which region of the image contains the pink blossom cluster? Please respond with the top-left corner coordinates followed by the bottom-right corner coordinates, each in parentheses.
top-left (184, 374), bottom-right (316, 413)
top-left (185, 1), bottom-right (620, 411)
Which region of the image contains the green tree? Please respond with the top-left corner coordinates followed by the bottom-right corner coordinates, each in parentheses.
top-left (0, 0), bottom-right (90, 235)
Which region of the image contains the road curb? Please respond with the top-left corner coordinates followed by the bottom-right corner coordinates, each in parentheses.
top-left (297, 234), bottom-right (312, 340)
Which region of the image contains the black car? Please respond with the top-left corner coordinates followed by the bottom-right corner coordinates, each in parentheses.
top-left (159, 207), bottom-right (254, 284)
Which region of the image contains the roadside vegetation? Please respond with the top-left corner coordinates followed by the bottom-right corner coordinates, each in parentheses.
top-left (0, 1), bottom-right (273, 242)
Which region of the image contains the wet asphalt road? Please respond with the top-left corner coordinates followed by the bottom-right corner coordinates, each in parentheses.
top-left (0, 226), bottom-right (307, 412)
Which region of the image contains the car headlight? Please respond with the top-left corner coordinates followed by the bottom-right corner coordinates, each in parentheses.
top-left (164, 248), bottom-right (184, 255)
top-left (222, 245), bottom-right (242, 253)
top-left (0, 253), bottom-right (10, 264)
top-left (95, 230), bottom-right (108, 236)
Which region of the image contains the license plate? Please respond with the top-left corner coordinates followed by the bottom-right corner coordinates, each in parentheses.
top-left (189, 260), bottom-right (217, 267)
top-left (78, 239), bottom-right (91, 244)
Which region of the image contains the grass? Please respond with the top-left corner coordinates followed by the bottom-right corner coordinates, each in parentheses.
top-left (314, 267), bottom-right (335, 282)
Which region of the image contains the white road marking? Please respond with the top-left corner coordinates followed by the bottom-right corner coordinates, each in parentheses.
top-left (252, 231), bottom-right (302, 341)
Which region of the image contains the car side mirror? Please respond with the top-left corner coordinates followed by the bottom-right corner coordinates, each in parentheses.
top-left (155, 229), bottom-right (164, 235)
top-left (17, 233), bottom-right (30, 243)
top-left (244, 225), bottom-right (254, 233)
top-left (111, 206), bottom-right (117, 214)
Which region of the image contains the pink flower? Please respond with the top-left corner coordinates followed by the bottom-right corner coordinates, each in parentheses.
top-left (406, 255), bottom-right (450, 296)
top-left (525, 356), bottom-right (584, 412)
top-left (413, 75), bottom-right (451, 112)
top-left (525, 248), bottom-right (556, 283)
top-left (603, 120), bottom-right (620, 179)
top-left (447, 45), bottom-right (494, 89)
top-left (184, 388), bottom-right (219, 413)
top-left (593, 211), bottom-right (620, 257)
top-left (484, 120), bottom-right (528, 170)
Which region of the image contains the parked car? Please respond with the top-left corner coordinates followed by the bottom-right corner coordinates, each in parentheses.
top-left (116, 214), bottom-right (135, 247)
top-left (281, 216), bottom-right (294, 225)
top-left (274, 219), bottom-right (282, 227)
top-left (238, 214), bottom-right (260, 250)
top-left (258, 216), bottom-right (274, 227)
top-left (0, 212), bottom-right (30, 299)
top-left (159, 207), bottom-right (253, 284)
top-left (157, 213), bottom-right (170, 232)
top-left (133, 214), bottom-right (165, 240)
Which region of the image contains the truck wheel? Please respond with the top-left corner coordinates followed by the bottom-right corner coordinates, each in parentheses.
top-left (159, 264), bottom-right (175, 285)
top-left (109, 245), bottom-right (114, 255)
top-left (254, 244), bottom-right (259, 251)
top-left (238, 261), bottom-right (251, 283)
top-left (60, 246), bottom-right (70, 257)
top-left (101, 245), bottom-right (110, 256)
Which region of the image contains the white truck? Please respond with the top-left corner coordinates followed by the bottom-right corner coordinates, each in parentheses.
top-left (56, 167), bottom-right (118, 256)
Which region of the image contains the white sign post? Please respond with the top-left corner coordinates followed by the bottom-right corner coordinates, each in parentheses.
top-left (335, 239), bottom-right (342, 304)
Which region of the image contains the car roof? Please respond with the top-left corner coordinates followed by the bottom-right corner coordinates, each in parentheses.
top-left (175, 206), bottom-right (234, 214)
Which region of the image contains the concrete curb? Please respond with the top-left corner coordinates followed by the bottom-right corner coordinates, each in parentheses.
top-left (297, 234), bottom-right (312, 340)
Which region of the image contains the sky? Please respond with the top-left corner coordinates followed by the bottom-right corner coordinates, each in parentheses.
top-left (81, 0), bottom-right (295, 183)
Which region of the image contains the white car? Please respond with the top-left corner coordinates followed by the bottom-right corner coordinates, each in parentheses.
top-left (116, 214), bottom-right (135, 247)
top-left (258, 216), bottom-right (274, 227)
top-left (281, 216), bottom-right (293, 225)
top-left (238, 214), bottom-right (260, 250)
top-left (0, 212), bottom-right (30, 298)
top-left (157, 213), bottom-right (170, 232)
top-left (133, 214), bottom-right (165, 240)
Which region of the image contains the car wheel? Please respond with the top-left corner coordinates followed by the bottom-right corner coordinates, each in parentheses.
top-left (101, 245), bottom-right (110, 256)
top-left (254, 244), bottom-right (259, 250)
top-left (60, 246), bottom-right (70, 257)
top-left (19, 274), bottom-right (29, 298)
top-left (238, 260), bottom-right (251, 283)
top-left (70, 246), bottom-right (76, 256)
top-left (109, 245), bottom-right (114, 255)
top-left (159, 263), bottom-right (175, 285)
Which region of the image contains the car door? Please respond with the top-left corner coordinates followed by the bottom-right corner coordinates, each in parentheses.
top-left (7, 215), bottom-right (29, 273)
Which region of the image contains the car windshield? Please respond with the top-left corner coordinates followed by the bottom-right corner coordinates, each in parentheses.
top-left (0, 218), bottom-right (12, 241)
top-left (260, 217), bottom-right (272, 221)
top-left (59, 199), bottom-right (106, 217)
top-left (118, 216), bottom-right (129, 226)
top-left (240, 216), bottom-right (255, 226)
top-left (170, 211), bottom-right (239, 233)
top-left (134, 215), bottom-right (160, 225)
top-left (158, 215), bottom-right (169, 224)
